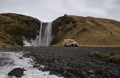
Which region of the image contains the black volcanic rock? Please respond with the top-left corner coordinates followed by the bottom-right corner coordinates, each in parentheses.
top-left (8, 68), bottom-right (26, 77)
top-left (21, 46), bottom-right (120, 78)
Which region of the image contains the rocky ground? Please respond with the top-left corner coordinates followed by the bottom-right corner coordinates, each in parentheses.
top-left (0, 46), bottom-right (120, 78)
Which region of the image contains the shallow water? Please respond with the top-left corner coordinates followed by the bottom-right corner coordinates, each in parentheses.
top-left (0, 52), bottom-right (63, 78)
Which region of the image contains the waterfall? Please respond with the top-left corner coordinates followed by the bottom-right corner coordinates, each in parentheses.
top-left (32, 22), bottom-right (52, 46)
top-left (39, 22), bottom-right (52, 46)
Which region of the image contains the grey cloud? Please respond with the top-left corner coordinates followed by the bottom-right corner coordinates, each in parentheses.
top-left (0, 0), bottom-right (119, 21)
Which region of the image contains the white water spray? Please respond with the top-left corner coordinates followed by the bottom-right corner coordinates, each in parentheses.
top-left (32, 22), bottom-right (53, 46)
top-left (39, 22), bottom-right (52, 46)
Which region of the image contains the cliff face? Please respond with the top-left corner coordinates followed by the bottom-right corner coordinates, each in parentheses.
top-left (52, 15), bottom-right (120, 46)
top-left (1, 13), bottom-right (120, 46)
top-left (0, 13), bottom-right (40, 46)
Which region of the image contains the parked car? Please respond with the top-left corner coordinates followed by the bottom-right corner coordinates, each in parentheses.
top-left (63, 39), bottom-right (79, 47)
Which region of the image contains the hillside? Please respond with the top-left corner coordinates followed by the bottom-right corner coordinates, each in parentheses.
top-left (52, 15), bottom-right (120, 46)
top-left (0, 13), bottom-right (40, 46)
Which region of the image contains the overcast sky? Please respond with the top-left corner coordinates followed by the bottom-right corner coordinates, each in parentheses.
top-left (0, 0), bottom-right (120, 22)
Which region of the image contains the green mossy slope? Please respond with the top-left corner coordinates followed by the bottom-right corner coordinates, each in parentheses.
top-left (52, 15), bottom-right (120, 46)
top-left (0, 13), bottom-right (40, 46)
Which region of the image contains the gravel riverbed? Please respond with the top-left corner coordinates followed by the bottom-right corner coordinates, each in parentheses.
top-left (0, 46), bottom-right (120, 78)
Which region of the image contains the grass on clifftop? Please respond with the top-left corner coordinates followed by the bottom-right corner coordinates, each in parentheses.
top-left (0, 13), bottom-right (40, 46)
top-left (52, 15), bottom-right (120, 46)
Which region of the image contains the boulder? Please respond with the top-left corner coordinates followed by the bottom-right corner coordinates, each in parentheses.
top-left (8, 68), bottom-right (26, 77)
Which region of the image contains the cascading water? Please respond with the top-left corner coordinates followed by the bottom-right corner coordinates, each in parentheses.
top-left (32, 22), bottom-right (53, 46)
top-left (39, 22), bottom-right (52, 46)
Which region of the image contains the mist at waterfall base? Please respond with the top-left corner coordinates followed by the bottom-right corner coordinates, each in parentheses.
top-left (29, 22), bottom-right (53, 47)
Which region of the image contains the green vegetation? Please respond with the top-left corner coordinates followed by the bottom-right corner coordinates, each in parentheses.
top-left (90, 51), bottom-right (109, 58)
top-left (52, 15), bottom-right (120, 46)
top-left (107, 52), bottom-right (120, 63)
top-left (0, 13), bottom-right (40, 46)
top-left (90, 51), bottom-right (120, 63)
top-left (0, 13), bottom-right (120, 46)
